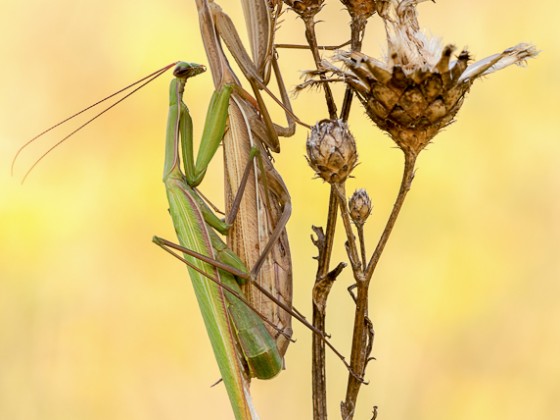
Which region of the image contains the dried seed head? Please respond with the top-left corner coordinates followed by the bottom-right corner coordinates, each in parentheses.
top-left (283, 0), bottom-right (324, 19)
top-left (307, 119), bottom-right (358, 184)
top-left (340, 0), bottom-right (377, 46)
top-left (329, 0), bottom-right (538, 155)
top-left (340, 0), bottom-right (377, 22)
top-left (349, 189), bottom-right (372, 226)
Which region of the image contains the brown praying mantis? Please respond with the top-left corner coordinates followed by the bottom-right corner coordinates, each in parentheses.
top-left (195, 0), bottom-right (299, 361)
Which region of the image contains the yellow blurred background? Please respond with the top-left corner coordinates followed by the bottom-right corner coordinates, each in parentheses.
top-left (1, 1), bottom-right (557, 419)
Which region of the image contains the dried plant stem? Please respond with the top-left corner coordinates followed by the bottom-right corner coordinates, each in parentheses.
top-left (334, 183), bottom-right (363, 275)
top-left (302, 16), bottom-right (338, 119)
top-left (340, 12), bottom-right (370, 121)
top-left (311, 301), bottom-right (328, 420)
top-left (365, 152), bottom-right (417, 281)
top-left (357, 224), bottom-right (367, 271)
top-left (312, 189), bottom-right (338, 420)
top-left (341, 151), bottom-right (417, 419)
top-left (275, 41), bottom-right (351, 50)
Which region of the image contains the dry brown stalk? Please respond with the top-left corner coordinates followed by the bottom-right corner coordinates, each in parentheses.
top-left (296, 1), bottom-right (536, 418)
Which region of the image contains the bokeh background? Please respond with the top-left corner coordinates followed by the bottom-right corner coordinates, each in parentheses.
top-left (1, 1), bottom-right (557, 419)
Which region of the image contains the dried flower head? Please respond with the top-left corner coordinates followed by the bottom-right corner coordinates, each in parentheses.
top-left (340, 0), bottom-right (377, 23)
top-left (325, 0), bottom-right (538, 155)
top-left (340, 0), bottom-right (377, 49)
top-left (307, 119), bottom-right (358, 184)
top-left (283, 0), bottom-right (324, 19)
top-left (349, 189), bottom-right (372, 226)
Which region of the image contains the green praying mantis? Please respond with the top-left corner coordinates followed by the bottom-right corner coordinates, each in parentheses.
top-left (153, 61), bottom-right (283, 417)
top-left (152, 60), bottom-right (347, 418)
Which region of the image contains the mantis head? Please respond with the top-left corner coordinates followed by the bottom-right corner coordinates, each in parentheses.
top-left (173, 62), bottom-right (207, 80)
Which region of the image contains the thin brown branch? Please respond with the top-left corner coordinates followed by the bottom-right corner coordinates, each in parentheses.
top-left (340, 13), bottom-right (370, 121)
top-left (312, 188), bottom-right (338, 420)
top-left (333, 183), bottom-right (362, 276)
top-left (275, 40), bottom-right (351, 50)
top-left (357, 224), bottom-right (367, 271)
top-left (302, 16), bottom-right (338, 119)
top-left (341, 150), bottom-right (417, 419)
top-left (365, 151), bottom-right (417, 282)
